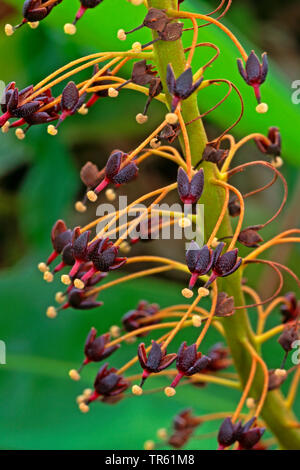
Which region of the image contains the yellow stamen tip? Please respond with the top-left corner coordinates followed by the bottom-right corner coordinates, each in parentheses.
top-left (110, 325), bottom-right (121, 338)
top-left (83, 388), bottom-right (93, 398)
top-left (4, 24), bottom-right (14, 36)
top-left (165, 113), bottom-right (178, 125)
top-left (198, 287), bottom-right (210, 297)
top-left (246, 397), bottom-right (256, 409)
top-left (1, 121), bottom-right (10, 133)
top-left (105, 188), bottom-right (116, 201)
top-left (132, 385), bottom-right (143, 396)
top-left (64, 23), bottom-right (77, 35)
top-left (46, 306), bottom-right (57, 319)
top-left (69, 369), bottom-right (81, 381)
top-left (78, 104), bottom-right (88, 115)
top-left (132, 42), bottom-right (142, 53)
top-left (28, 21), bottom-right (39, 29)
top-left (117, 29), bottom-right (126, 41)
top-left (136, 113), bottom-right (148, 124)
top-left (38, 262), bottom-right (49, 273)
top-left (15, 128), bottom-right (25, 140)
top-left (256, 102), bottom-right (268, 114)
top-left (61, 274), bottom-right (71, 286)
top-left (178, 217), bottom-right (191, 228)
top-left (76, 394), bottom-right (85, 404)
top-left (87, 190), bottom-right (98, 202)
top-left (55, 292), bottom-right (66, 304)
top-left (79, 403), bottom-right (90, 413)
top-left (157, 428), bottom-right (168, 440)
top-left (144, 440), bottom-right (155, 450)
top-left (164, 386), bottom-right (176, 397)
top-left (274, 368), bottom-right (287, 378)
top-left (211, 237), bottom-right (220, 248)
top-left (119, 241), bottom-right (131, 254)
top-left (181, 288), bottom-right (194, 299)
top-left (192, 314), bottom-right (202, 328)
top-left (47, 124), bottom-right (58, 136)
top-left (43, 271), bottom-right (54, 283)
top-left (272, 157), bottom-right (283, 169)
top-left (74, 278), bottom-right (85, 290)
top-left (108, 87), bottom-right (119, 98)
top-left (150, 138), bottom-right (161, 149)
top-left (75, 201), bottom-right (87, 212)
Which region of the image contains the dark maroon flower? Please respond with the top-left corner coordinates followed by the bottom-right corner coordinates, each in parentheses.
top-left (205, 343), bottom-right (230, 371)
top-left (80, 161), bottom-right (103, 190)
top-left (23, 0), bottom-right (62, 22)
top-left (83, 327), bottom-right (120, 364)
top-left (46, 220), bottom-right (73, 266)
top-left (122, 301), bottom-right (160, 337)
top-left (278, 322), bottom-right (299, 352)
top-left (166, 64), bottom-right (203, 111)
top-left (238, 227), bottom-right (263, 248)
top-left (79, 237), bottom-right (126, 285)
top-left (63, 286), bottom-right (103, 311)
top-left (280, 293), bottom-right (299, 324)
top-left (70, 0), bottom-right (103, 27)
top-left (218, 417), bottom-right (242, 449)
top-left (186, 242), bottom-right (214, 289)
top-left (237, 419), bottom-right (265, 450)
top-left (168, 409), bottom-right (201, 449)
top-left (0, 82), bottom-right (41, 127)
top-left (228, 198), bottom-right (241, 217)
top-left (255, 127), bottom-right (281, 158)
top-left (177, 168), bottom-right (204, 205)
top-left (86, 364), bottom-right (129, 404)
top-left (131, 60), bottom-right (158, 86)
top-left (169, 342), bottom-right (211, 389)
top-left (215, 293), bottom-right (235, 317)
top-left (138, 340), bottom-right (177, 386)
top-left (93, 150), bottom-right (138, 195)
top-left (200, 145), bottom-right (227, 169)
top-left (237, 51), bottom-right (268, 103)
top-left (205, 242), bottom-right (242, 288)
top-left (158, 123), bottom-right (180, 143)
top-left (54, 81), bottom-right (86, 129)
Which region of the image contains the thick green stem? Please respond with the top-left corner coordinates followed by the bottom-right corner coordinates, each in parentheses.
top-left (148, 0), bottom-right (300, 449)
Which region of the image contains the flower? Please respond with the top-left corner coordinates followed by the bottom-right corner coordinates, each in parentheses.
top-left (205, 242), bottom-right (242, 288)
top-left (237, 51), bottom-right (268, 103)
top-left (86, 363), bottom-right (129, 404)
top-left (255, 127), bottom-right (281, 158)
top-left (218, 417), bottom-right (264, 450)
top-left (0, 82), bottom-right (41, 127)
top-left (169, 342), bottom-right (211, 389)
top-left (168, 409), bottom-right (201, 449)
top-left (158, 123), bottom-right (180, 143)
top-left (238, 227), bottom-right (263, 248)
top-left (5, 0), bottom-right (62, 35)
top-left (137, 340), bottom-right (177, 386)
top-left (217, 417), bottom-right (242, 449)
top-left (46, 220), bottom-right (73, 266)
top-left (177, 168), bottom-right (204, 205)
top-left (54, 81), bottom-right (86, 129)
top-left (228, 198), bottom-right (241, 217)
top-left (200, 144), bottom-right (227, 169)
top-left (68, 0), bottom-right (103, 30)
top-left (84, 327), bottom-right (120, 364)
top-left (92, 150), bottom-right (138, 196)
top-left (186, 242), bottom-right (214, 289)
top-left (205, 343), bottom-right (230, 371)
top-left (166, 64), bottom-right (203, 111)
top-left (215, 293), bottom-right (235, 317)
top-left (64, 287), bottom-right (103, 310)
top-left (280, 292), bottom-right (300, 323)
top-left (122, 301), bottom-right (160, 336)
top-left (278, 322), bottom-right (299, 352)
top-left (78, 237), bottom-right (127, 285)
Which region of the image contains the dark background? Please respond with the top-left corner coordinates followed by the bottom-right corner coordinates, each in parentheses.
top-left (0, 0), bottom-right (299, 449)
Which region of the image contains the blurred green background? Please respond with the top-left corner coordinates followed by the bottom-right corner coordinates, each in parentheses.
top-left (0, 0), bottom-right (299, 450)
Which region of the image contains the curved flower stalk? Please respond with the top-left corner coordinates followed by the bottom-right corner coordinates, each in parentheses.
top-left (3, 0), bottom-right (300, 450)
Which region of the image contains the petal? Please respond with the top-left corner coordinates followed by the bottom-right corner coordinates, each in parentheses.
top-left (137, 343), bottom-right (147, 369)
top-left (61, 81), bottom-right (79, 111)
top-left (158, 353), bottom-right (177, 371)
top-left (147, 341), bottom-right (163, 370)
top-left (174, 67), bottom-right (193, 99)
top-left (177, 167), bottom-right (190, 200)
top-left (166, 63), bottom-right (176, 95)
top-left (190, 169), bottom-right (204, 202)
top-left (105, 151), bottom-right (122, 179)
top-left (245, 51), bottom-right (261, 83)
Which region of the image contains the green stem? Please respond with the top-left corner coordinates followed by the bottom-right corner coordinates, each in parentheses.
top-left (147, 0), bottom-right (300, 449)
